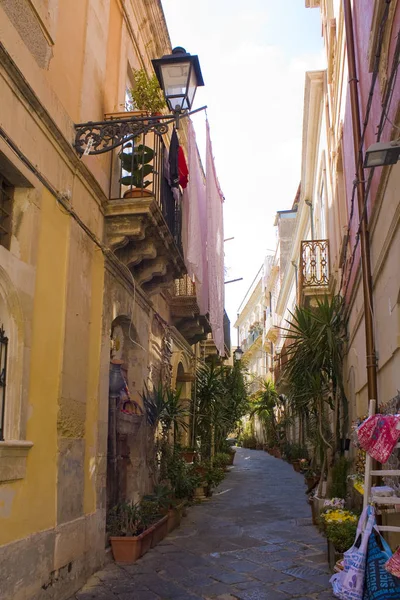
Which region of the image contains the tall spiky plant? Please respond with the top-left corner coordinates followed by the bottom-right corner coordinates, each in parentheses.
top-left (281, 295), bottom-right (347, 495)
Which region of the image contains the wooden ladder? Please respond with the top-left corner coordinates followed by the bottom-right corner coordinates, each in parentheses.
top-left (363, 398), bottom-right (400, 532)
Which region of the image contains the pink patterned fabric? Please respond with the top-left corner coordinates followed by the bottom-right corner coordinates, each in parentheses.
top-left (357, 414), bottom-right (400, 464)
top-left (182, 120), bottom-right (208, 314)
top-left (385, 547), bottom-right (400, 578)
top-left (206, 119), bottom-right (225, 356)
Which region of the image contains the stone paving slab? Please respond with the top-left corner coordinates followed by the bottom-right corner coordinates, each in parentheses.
top-left (72, 449), bottom-right (337, 599)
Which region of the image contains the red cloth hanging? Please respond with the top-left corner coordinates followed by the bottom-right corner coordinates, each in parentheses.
top-left (178, 146), bottom-right (189, 189)
top-left (357, 414), bottom-right (400, 463)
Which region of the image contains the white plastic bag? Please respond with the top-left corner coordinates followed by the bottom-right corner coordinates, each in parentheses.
top-left (330, 505), bottom-right (376, 600)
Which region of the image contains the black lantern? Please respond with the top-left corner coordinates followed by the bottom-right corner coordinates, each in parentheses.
top-left (0, 325), bottom-right (8, 441)
top-left (233, 346), bottom-right (244, 361)
top-left (152, 47), bottom-right (204, 113)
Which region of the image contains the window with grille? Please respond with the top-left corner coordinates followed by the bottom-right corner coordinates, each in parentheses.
top-left (0, 175), bottom-right (13, 249)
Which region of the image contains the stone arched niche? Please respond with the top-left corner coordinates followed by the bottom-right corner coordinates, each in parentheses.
top-left (110, 315), bottom-right (145, 409)
top-left (0, 266), bottom-right (25, 441)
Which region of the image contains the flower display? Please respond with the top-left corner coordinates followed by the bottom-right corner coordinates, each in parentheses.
top-left (323, 497), bottom-right (346, 510)
top-left (321, 508), bottom-right (358, 525)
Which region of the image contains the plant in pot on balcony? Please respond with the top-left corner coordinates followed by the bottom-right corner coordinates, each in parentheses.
top-left (128, 68), bottom-right (166, 115)
top-left (119, 143), bottom-right (155, 198)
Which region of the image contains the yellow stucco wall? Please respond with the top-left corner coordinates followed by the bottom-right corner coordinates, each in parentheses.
top-left (84, 248), bottom-right (105, 514)
top-left (0, 189), bottom-right (70, 545)
top-left (0, 188), bottom-right (106, 545)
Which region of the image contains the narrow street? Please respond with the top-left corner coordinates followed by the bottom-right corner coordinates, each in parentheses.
top-left (75, 449), bottom-right (335, 600)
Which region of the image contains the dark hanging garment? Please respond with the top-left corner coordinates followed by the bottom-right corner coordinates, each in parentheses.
top-left (169, 129), bottom-right (180, 188)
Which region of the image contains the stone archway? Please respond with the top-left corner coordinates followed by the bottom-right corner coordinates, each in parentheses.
top-left (107, 316), bottom-right (149, 511)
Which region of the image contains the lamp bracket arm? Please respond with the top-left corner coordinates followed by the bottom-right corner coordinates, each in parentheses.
top-left (74, 106), bottom-right (207, 156)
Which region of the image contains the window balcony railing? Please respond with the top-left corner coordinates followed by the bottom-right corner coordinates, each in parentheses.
top-left (174, 274), bottom-right (196, 297)
top-left (299, 240), bottom-right (329, 289)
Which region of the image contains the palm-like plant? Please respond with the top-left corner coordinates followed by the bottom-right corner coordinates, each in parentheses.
top-left (281, 295), bottom-right (347, 494)
top-left (141, 383), bottom-right (189, 444)
top-left (250, 379), bottom-right (279, 445)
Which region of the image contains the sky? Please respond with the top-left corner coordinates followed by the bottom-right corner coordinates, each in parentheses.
top-left (161, 0), bottom-right (325, 340)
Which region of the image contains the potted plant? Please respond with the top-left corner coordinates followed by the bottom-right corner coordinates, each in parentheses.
top-left (119, 69), bottom-right (166, 198)
top-left (319, 506), bottom-right (358, 570)
top-left (180, 446), bottom-right (197, 464)
top-left (107, 501), bottom-right (155, 563)
top-left (128, 69), bottom-right (166, 115)
top-left (119, 143), bottom-right (155, 198)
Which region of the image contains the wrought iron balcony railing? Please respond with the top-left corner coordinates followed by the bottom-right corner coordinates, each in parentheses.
top-left (108, 123), bottom-right (182, 249)
top-left (299, 239), bottom-right (329, 289)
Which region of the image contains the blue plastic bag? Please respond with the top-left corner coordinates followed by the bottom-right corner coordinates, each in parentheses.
top-left (363, 527), bottom-right (400, 599)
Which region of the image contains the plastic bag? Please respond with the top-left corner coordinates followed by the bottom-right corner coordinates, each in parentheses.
top-left (330, 506), bottom-right (376, 600)
top-left (363, 527), bottom-right (400, 599)
top-left (357, 415), bottom-right (400, 463)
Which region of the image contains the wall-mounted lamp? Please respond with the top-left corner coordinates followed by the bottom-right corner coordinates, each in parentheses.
top-left (233, 347), bottom-right (244, 361)
top-left (364, 140), bottom-right (400, 168)
top-left (74, 47), bottom-right (205, 156)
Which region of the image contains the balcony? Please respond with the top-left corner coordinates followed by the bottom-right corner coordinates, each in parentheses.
top-left (299, 240), bottom-right (330, 305)
top-left (103, 115), bottom-right (185, 294)
top-left (264, 313), bottom-right (280, 343)
top-left (169, 275), bottom-right (211, 345)
top-left (201, 311), bottom-right (231, 360)
top-left (242, 327), bottom-right (262, 355)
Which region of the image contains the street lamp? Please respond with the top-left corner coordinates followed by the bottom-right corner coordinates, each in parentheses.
top-left (74, 48), bottom-right (205, 156)
top-left (364, 140), bottom-right (400, 168)
top-left (233, 347), bottom-right (244, 361)
top-left (152, 47), bottom-right (204, 113)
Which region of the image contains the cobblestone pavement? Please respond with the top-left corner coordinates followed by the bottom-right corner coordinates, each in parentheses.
top-left (75, 448), bottom-right (336, 600)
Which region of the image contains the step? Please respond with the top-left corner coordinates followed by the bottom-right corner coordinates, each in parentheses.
top-left (371, 496), bottom-right (400, 504)
top-left (377, 525), bottom-right (400, 533)
top-left (370, 470), bottom-right (400, 476)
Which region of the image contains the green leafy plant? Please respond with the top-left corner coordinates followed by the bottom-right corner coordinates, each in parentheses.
top-left (120, 144), bottom-right (155, 189)
top-left (281, 295), bottom-right (348, 496)
top-left (213, 452), bottom-right (231, 469)
top-left (139, 498), bottom-right (162, 529)
top-left (107, 501), bottom-right (143, 537)
top-left (143, 484), bottom-right (174, 511)
top-left (325, 519), bottom-right (357, 553)
top-left (128, 69), bottom-right (166, 114)
top-left (329, 456), bottom-right (351, 499)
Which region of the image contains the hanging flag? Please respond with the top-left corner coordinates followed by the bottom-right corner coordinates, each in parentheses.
top-left (206, 119), bottom-right (225, 356)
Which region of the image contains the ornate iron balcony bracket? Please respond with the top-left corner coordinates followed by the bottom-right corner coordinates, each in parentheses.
top-left (74, 105), bottom-right (207, 156)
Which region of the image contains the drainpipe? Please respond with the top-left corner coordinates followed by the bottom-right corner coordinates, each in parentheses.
top-left (305, 199), bottom-right (315, 240)
top-left (343, 0), bottom-right (378, 406)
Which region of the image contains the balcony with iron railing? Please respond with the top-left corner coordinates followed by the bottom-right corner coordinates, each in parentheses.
top-left (104, 114), bottom-right (185, 294)
top-left (169, 274), bottom-right (211, 345)
top-left (298, 240), bottom-right (330, 305)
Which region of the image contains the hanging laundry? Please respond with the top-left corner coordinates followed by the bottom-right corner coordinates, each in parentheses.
top-left (182, 119), bottom-right (208, 314)
top-left (169, 128), bottom-right (180, 188)
top-left (178, 146), bottom-right (189, 188)
top-left (357, 414), bottom-right (400, 463)
top-left (206, 118), bottom-right (225, 356)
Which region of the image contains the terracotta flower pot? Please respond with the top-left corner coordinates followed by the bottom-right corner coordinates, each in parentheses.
top-left (110, 525), bottom-right (155, 563)
top-left (167, 501), bottom-right (185, 533)
top-left (181, 451), bottom-right (196, 463)
top-left (123, 188), bottom-right (153, 199)
top-left (151, 515), bottom-right (168, 548)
